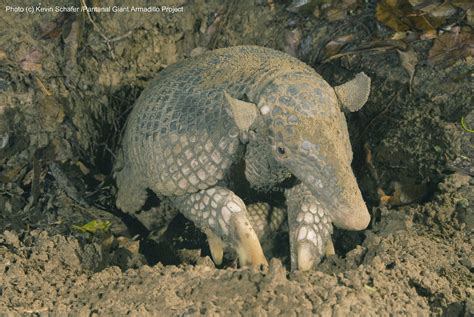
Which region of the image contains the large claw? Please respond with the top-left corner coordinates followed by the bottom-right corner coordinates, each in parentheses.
top-left (173, 187), bottom-right (267, 269)
top-left (233, 215), bottom-right (268, 268)
top-left (325, 239), bottom-right (335, 256)
top-left (205, 229), bottom-right (224, 265)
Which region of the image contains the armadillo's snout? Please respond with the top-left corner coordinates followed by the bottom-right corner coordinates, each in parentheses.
top-left (303, 171), bottom-right (370, 230)
top-left (325, 164), bottom-right (370, 231)
top-left (331, 184), bottom-right (370, 231)
top-left (295, 141), bottom-right (370, 231)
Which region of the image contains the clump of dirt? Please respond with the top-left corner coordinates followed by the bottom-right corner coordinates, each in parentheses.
top-left (0, 0), bottom-right (472, 315)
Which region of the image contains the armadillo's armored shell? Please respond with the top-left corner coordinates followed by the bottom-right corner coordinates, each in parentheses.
top-left (116, 46), bottom-right (319, 203)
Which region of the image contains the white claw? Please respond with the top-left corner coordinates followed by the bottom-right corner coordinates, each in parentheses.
top-left (297, 242), bottom-right (314, 271)
top-left (297, 226), bottom-right (307, 241)
top-left (325, 239), bottom-right (335, 256)
top-left (306, 229), bottom-right (317, 245)
top-left (205, 229), bottom-right (224, 265)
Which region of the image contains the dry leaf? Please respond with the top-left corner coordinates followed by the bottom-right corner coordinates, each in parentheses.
top-left (420, 29), bottom-right (438, 40)
top-left (284, 29), bottom-right (302, 57)
top-left (468, 8), bottom-right (474, 26)
top-left (325, 8), bottom-right (346, 22)
top-left (428, 26), bottom-right (474, 65)
top-left (451, 0), bottom-right (474, 11)
top-left (376, 0), bottom-right (442, 32)
top-left (50, 138), bottom-right (72, 162)
top-left (376, 0), bottom-right (413, 32)
top-left (40, 13), bottom-right (76, 39)
top-left (19, 48), bottom-right (43, 72)
top-left (409, 0), bottom-right (457, 18)
top-left (287, 0), bottom-right (317, 13)
top-left (391, 31), bottom-right (409, 40)
top-left (0, 164), bottom-right (25, 183)
top-left (40, 96), bottom-right (65, 127)
top-left (325, 34), bottom-right (354, 58)
top-left (397, 48), bottom-right (418, 90)
top-left (391, 30), bottom-right (420, 41)
top-left (94, 174), bottom-right (106, 182)
top-left (387, 181), bottom-right (428, 205)
top-left (318, 0), bottom-right (360, 21)
top-left (75, 161), bottom-right (90, 175)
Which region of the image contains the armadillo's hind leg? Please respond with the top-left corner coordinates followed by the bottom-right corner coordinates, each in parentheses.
top-left (246, 202), bottom-right (287, 257)
top-left (116, 178), bottom-right (148, 213)
top-left (246, 202), bottom-right (286, 244)
top-left (286, 183), bottom-right (333, 271)
top-left (134, 201), bottom-right (180, 241)
top-left (172, 186), bottom-right (268, 268)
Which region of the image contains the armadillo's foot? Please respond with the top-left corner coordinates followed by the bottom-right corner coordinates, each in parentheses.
top-left (173, 186), bottom-right (268, 268)
top-left (291, 204), bottom-right (333, 271)
top-left (116, 183), bottom-right (147, 213)
top-left (246, 202), bottom-right (286, 242)
top-left (286, 183), bottom-right (333, 271)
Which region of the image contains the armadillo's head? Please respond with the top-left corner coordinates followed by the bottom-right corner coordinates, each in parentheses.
top-left (225, 72), bottom-right (371, 231)
top-left (264, 105), bottom-right (369, 230)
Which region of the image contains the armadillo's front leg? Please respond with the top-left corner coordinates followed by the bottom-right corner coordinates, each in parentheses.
top-left (285, 182), bottom-right (333, 271)
top-left (172, 186), bottom-right (268, 268)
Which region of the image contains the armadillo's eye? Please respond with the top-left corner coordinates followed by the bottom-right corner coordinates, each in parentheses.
top-left (274, 144), bottom-right (288, 159)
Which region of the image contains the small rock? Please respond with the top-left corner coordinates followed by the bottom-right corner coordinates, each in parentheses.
top-left (267, 258), bottom-right (287, 283)
top-left (196, 255), bottom-right (215, 269)
top-left (190, 47), bottom-right (208, 57)
top-left (2, 230), bottom-right (20, 249)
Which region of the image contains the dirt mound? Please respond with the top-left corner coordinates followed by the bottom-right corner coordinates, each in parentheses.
top-left (1, 173), bottom-right (471, 315)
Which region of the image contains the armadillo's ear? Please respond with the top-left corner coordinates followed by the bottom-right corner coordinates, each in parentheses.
top-left (224, 91), bottom-right (259, 131)
top-left (334, 72), bottom-right (371, 112)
